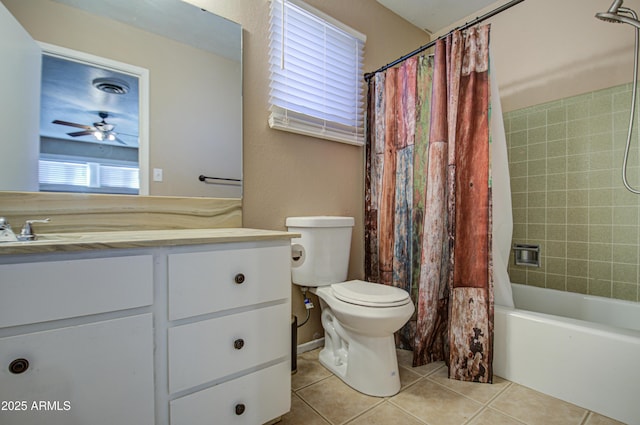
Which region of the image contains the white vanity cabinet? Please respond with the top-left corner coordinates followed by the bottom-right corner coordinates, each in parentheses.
top-left (0, 230), bottom-right (295, 425)
top-left (0, 255), bottom-right (155, 425)
top-left (166, 242), bottom-right (291, 424)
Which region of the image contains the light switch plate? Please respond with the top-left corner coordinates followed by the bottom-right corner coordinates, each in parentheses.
top-left (153, 168), bottom-right (163, 182)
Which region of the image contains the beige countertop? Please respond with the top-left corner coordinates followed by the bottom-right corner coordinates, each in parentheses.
top-left (0, 228), bottom-right (299, 255)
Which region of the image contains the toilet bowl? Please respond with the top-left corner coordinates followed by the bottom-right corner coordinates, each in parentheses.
top-left (286, 216), bottom-right (414, 397)
top-left (312, 280), bottom-right (414, 396)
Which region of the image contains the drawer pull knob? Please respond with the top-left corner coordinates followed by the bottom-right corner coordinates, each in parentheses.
top-left (235, 403), bottom-right (246, 415)
top-left (234, 338), bottom-right (245, 350)
top-left (234, 273), bottom-right (245, 284)
top-left (9, 358), bottom-right (29, 374)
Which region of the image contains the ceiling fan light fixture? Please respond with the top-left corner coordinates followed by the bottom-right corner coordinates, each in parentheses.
top-left (92, 77), bottom-right (130, 95)
top-left (93, 130), bottom-right (104, 141)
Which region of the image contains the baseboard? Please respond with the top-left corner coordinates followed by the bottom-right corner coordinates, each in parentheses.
top-left (297, 337), bottom-right (325, 355)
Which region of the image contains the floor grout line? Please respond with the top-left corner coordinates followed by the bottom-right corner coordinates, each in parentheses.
top-left (341, 398), bottom-right (387, 425)
top-left (287, 349), bottom-right (619, 425)
top-left (461, 406), bottom-right (492, 425)
top-left (291, 372), bottom-right (333, 392)
top-left (291, 392), bottom-right (333, 425)
top-left (579, 411), bottom-right (592, 425)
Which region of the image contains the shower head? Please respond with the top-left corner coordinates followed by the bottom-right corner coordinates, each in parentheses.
top-left (596, 0), bottom-right (640, 28)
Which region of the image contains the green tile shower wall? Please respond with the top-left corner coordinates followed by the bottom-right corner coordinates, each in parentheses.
top-left (504, 83), bottom-right (640, 302)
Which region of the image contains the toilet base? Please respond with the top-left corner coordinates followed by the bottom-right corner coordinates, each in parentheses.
top-left (318, 332), bottom-right (401, 397)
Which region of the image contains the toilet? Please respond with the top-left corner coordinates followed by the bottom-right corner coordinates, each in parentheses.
top-left (286, 216), bottom-right (414, 397)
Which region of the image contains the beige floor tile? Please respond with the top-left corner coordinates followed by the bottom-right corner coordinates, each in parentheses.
top-left (292, 355), bottom-right (332, 390)
top-left (280, 393), bottom-right (331, 425)
top-left (583, 412), bottom-right (627, 425)
top-left (399, 365), bottom-right (422, 390)
top-left (427, 366), bottom-right (512, 404)
top-left (390, 379), bottom-right (483, 425)
top-left (490, 384), bottom-right (588, 425)
top-left (297, 375), bottom-right (382, 425)
top-left (396, 349), bottom-right (445, 376)
top-left (467, 408), bottom-right (526, 425)
top-left (345, 401), bottom-right (425, 425)
top-left (299, 348), bottom-right (323, 361)
top-left (294, 350), bottom-right (609, 425)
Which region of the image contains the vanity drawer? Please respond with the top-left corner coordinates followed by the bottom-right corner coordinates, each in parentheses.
top-left (170, 361), bottom-right (290, 425)
top-left (0, 255), bottom-right (153, 328)
top-left (168, 243), bottom-right (290, 320)
top-left (168, 302), bottom-right (289, 393)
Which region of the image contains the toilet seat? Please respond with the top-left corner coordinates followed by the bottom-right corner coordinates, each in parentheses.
top-left (332, 280), bottom-right (411, 307)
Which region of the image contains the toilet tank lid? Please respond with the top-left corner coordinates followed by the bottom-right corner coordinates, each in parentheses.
top-left (286, 216), bottom-right (354, 227)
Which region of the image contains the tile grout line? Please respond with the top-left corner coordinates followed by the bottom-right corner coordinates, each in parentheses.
top-left (290, 391), bottom-right (334, 425)
top-left (385, 398), bottom-right (430, 425)
top-left (291, 371), bottom-right (334, 392)
top-left (423, 371), bottom-right (514, 407)
top-left (482, 378), bottom-right (514, 405)
top-left (579, 410), bottom-right (592, 425)
top-left (460, 405), bottom-right (525, 425)
top-left (289, 351), bottom-right (621, 425)
top-left (339, 398), bottom-right (388, 425)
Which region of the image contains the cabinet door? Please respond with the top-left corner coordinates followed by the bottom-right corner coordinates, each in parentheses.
top-left (170, 361), bottom-right (290, 425)
top-left (0, 314), bottom-right (154, 425)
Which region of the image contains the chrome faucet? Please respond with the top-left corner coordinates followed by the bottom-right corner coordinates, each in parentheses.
top-left (0, 217), bottom-right (51, 242)
top-left (0, 217), bottom-right (17, 242)
top-left (18, 218), bottom-right (51, 241)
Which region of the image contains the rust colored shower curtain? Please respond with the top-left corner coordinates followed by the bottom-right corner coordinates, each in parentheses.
top-left (365, 25), bottom-right (493, 383)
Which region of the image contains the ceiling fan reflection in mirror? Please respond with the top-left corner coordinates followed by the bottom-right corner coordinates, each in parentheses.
top-left (52, 111), bottom-right (128, 145)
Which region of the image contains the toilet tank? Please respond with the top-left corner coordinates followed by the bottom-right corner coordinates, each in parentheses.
top-left (286, 216), bottom-right (354, 287)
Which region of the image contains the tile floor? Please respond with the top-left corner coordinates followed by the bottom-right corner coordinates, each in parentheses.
top-left (280, 348), bottom-right (625, 425)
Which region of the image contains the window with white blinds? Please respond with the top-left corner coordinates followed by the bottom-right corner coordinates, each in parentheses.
top-left (268, 0), bottom-right (366, 146)
top-left (39, 159), bottom-right (139, 194)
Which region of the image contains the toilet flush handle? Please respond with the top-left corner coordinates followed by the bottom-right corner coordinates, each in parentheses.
top-left (291, 243), bottom-right (305, 266)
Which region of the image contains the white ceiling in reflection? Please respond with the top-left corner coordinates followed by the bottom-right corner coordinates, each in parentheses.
top-left (40, 55), bottom-right (140, 147)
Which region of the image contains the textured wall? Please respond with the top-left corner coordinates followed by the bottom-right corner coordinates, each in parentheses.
top-left (188, 0), bottom-right (429, 344)
top-left (1, 0), bottom-right (429, 345)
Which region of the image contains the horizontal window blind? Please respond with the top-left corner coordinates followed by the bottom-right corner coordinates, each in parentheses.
top-left (39, 159), bottom-right (139, 193)
top-left (268, 0), bottom-right (366, 146)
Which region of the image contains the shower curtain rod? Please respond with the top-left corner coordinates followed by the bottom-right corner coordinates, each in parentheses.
top-left (363, 0), bottom-right (526, 81)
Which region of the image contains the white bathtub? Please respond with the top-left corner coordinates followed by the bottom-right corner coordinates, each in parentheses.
top-left (494, 283), bottom-right (640, 425)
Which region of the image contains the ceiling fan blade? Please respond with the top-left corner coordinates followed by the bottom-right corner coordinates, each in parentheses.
top-left (114, 137), bottom-right (128, 146)
top-left (68, 130), bottom-right (94, 137)
top-left (53, 120), bottom-right (92, 130)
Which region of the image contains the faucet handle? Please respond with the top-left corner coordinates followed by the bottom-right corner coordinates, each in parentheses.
top-left (25, 218), bottom-right (51, 226)
top-left (0, 217), bottom-right (18, 242)
top-left (18, 218), bottom-right (51, 241)
top-left (0, 217), bottom-right (11, 230)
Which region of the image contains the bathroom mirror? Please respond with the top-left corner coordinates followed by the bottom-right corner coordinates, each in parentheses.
top-left (0, 0), bottom-right (242, 198)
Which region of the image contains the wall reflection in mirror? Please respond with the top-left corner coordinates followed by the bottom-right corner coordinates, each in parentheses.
top-left (0, 0), bottom-right (243, 198)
